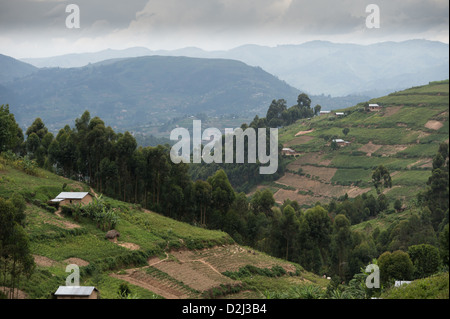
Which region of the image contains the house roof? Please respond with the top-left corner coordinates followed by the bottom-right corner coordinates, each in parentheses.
top-left (54, 286), bottom-right (97, 296)
top-left (54, 192), bottom-right (90, 200)
top-left (333, 139), bottom-right (345, 143)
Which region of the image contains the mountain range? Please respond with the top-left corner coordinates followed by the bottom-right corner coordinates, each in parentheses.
top-left (1, 55), bottom-right (302, 133)
top-left (21, 40), bottom-right (449, 97)
top-left (1, 39), bottom-right (448, 135)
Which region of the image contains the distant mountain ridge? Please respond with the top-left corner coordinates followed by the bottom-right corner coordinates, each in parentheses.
top-left (1, 55), bottom-right (302, 132)
top-left (0, 54), bottom-right (38, 84)
top-left (20, 40), bottom-right (449, 97)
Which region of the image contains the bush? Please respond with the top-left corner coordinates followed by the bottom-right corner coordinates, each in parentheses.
top-left (381, 272), bottom-right (449, 299)
top-left (222, 265), bottom-right (287, 280)
top-left (378, 250), bottom-right (414, 285)
top-left (408, 244), bottom-right (441, 279)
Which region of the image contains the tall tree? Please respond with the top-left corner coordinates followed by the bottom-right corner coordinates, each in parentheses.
top-left (331, 214), bottom-right (352, 279)
top-left (207, 169), bottom-right (236, 215)
top-left (0, 196), bottom-right (34, 299)
top-left (25, 118), bottom-right (48, 140)
top-left (266, 99), bottom-right (287, 127)
top-left (298, 205), bottom-right (332, 272)
top-left (115, 132), bottom-right (137, 202)
top-left (297, 93), bottom-right (311, 109)
top-left (0, 105), bottom-right (23, 153)
top-left (280, 205), bottom-right (300, 260)
top-left (314, 104), bottom-right (322, 116)
top-left (194, 180), bottom-right (212, 225)
top-left (372, 165), bottom-right (392, 194)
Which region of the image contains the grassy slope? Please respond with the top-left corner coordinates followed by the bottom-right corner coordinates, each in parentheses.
top-left (381, 272), bottom-right (449, 299)
top-left (271, 81), bottom-right (449, 230)
top-left (0, 161), bottom-right (327, 299)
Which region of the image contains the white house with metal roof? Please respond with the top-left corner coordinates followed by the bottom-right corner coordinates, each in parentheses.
top-left (54, 286), bottom-right (99, 299)
top-left (50, 192), bottom-right (94, 206)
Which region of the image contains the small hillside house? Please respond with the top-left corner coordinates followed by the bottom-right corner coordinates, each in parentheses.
top-left (54, 286), bottom-right (99, 299)
top-left (282, 148), bottom-right (296, 156)
top-left (332, 139), bottom-right (351, 147)
top-left (50, 192), bottom-right (93, 206)
top-left (368, 104), bottom-right (382, 111)
top-left (319, 111), bottom-right (331, 116)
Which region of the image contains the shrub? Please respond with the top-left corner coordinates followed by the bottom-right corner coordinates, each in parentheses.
top-left (408, 244), bottom-right (441, 279)
top-left (222, 265), bottom-right (287, 280)
top-left (378, 250), bottom-right (414, 285)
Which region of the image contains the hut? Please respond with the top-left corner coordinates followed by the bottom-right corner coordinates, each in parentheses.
top-left (282, 148), bottom-right (296, 156)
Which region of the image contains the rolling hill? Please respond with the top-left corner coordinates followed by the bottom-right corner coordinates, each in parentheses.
top-left (21, 40), bottom-right (449, 97)
top-left (1, 55), bottom-right (301, 134)
top-left (0, 54), bottom-right (38, 85)
top-left (0, 157), bottom-right (327, 299)
top-left (260, 80), bottom-right (449, 231)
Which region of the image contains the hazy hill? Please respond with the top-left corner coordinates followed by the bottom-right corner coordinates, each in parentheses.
top-left (21, 47), bottom-right (153, 69)
top-left (0, 53), bottom-right (38, 84)
top-left (1, 55), bottom-right (301, 132)
top-left (20, 40), bottom-right (449, 97)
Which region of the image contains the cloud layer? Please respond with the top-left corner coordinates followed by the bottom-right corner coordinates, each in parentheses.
top-left (0, 0), bottom-right (448, 57)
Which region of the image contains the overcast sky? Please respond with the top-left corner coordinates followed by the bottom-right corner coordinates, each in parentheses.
top-left (0, 0), bottom-right (448, 58)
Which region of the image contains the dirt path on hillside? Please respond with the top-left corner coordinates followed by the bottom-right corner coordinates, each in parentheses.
top-left (90, 187), bottom-right (99, 198)
top-left (46, 208), bottom-right (81, 229)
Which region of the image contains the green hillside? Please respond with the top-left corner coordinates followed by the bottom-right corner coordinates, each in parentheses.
top-left (0, 159), bottom-right (327, 299)
top-left (273, 80), bottom-right (449, 211)
top-left (381, 272), bottom-right (449, 299)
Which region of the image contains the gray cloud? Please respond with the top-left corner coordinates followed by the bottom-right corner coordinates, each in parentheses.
top-left (0, 0), bottom-right (448, 57)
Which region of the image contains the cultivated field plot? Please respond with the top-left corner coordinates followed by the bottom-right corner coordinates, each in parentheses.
top-left (276, 173), bottom-right (370, 199)
top-left (287, 152), bottom-right (332, 166)
top-left (110, 244), bottom-right (303, 299)
top-left (274, 189), bottom-right (319, 206)
top-left (284, 135), bottom-right (315, 147)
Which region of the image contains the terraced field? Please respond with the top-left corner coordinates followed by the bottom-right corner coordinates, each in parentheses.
top-left (109, 245), bottom-right (308, 299)
top-left (270, 80), bottom-right (449, 207)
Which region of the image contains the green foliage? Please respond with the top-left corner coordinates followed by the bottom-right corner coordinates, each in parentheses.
top-left (0, 105), bottom-right (23, 153)
top-left (381, 272), bottom-right (449, 299)
top-left (378, 250), bottom-right (414, 284)
top-left (202, 283), bottom-right (247, 299)
top-left (372, 165), bottom-right (392, 194)
top-left (264, 284), bottom-right (324, 299)
top-left (440, 224), bottom-right (449, 266)
top-left (222, 265), bottom-right (287, 280)
top-left (117, 282), bottom-right (131, 299)
top-left (0, 195), bottom-right (35, 299)
top-left (407, 244), bottom-right (441, 279)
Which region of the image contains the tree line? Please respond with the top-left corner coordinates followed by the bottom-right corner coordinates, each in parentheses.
top-left (1, 102), bottom-right (449, 290)
top-left (190, 93), bottom-right (321, 192)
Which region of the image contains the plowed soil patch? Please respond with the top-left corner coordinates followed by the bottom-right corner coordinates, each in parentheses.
top-left (425, 120), bottom-right (444, 130)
